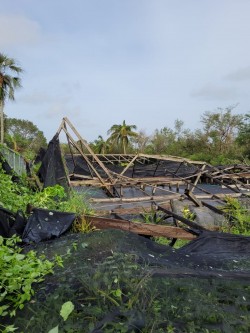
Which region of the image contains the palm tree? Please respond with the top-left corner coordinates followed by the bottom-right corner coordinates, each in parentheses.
top-left (107, 120), bottom-right (138, 154)
top-left (93, 135), bottom-right (110, 154)
top-left (0, 53), bottom-right (23, 144)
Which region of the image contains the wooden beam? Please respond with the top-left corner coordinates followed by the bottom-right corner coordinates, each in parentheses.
top-left (90, 194), bottom-right (182, 203)
top-left (190, 163), bottom-right (207, 193)
top-left (156, 204), bottom-right (207, 231)
top-left (113, 154), bottom-right (139, 185)
top-left (62, 118), bottom-right (115, 184)
top-left (85, 215), bottom-right (196, 240)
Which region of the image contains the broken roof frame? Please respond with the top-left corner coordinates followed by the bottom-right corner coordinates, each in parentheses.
top-left (56, 117), bottom-right (250, 204)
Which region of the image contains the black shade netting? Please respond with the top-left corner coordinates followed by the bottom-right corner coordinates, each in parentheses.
top-left (3, 229), bottom-right (250, 332)
top-left (0, 207), bottom-right (26, 237)
top-left (64, 155), bottom-right (201, 180)
top-left (37, 136), bottom-right (69, 191)
top-left (0, 152), bottom-right (20, 182)
top-left (22, 208), bottom-right (76, 243)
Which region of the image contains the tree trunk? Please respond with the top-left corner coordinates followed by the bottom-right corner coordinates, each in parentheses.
top-left (0, 100), bottom-right (4, 144)
top-left (123, 138), bottom-right (126, 154)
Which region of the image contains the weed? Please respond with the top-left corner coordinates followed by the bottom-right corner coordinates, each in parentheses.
top-left (0, 235), bottom-right (61, 333)
top-left (220, 196), bottom-right (250, 235)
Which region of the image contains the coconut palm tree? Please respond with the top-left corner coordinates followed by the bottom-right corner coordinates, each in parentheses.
top-left (0, 53), bottom-right (23, 144)
top-left (93, 135), bottom-right (110, 154)
top-left (107, 120), bottom-right (138, 154)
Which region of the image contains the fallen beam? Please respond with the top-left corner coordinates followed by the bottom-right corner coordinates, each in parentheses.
top-left (84, 215), bottom-right (197, 240)
top-left (90, 192), bottom-right (243, 204)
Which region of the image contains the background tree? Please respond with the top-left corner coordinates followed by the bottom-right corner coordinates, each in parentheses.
top-left (92, 135), bottom-right (110, 154)
top-left (0, 53), bottom-right (23, 144)
top-left (107, 120), bottom-right (138, 154)
top-left (130, 130), bottom-right (150, 153)
top-left (201, 106), bottom-right (243, 155)
top-left (236, 113), bottom-right (250, 160)
top-left (5, 117), bottom-right (47, 160)
top-left (146, 120), bottom-right (189, 156)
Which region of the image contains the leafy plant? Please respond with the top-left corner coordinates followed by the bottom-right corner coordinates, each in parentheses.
top-left (140, 207), bottom-right (166, 224)
top-left (0, 163), bottom-right (94, 220)
top-left (0, 235), bottom-right (58, 333)
top-left (71, 215), bottom-right (96, 233)
top-left (220, 196), bottom-right (250, 235)
top-left (182, 205), bottom-right (196, 221)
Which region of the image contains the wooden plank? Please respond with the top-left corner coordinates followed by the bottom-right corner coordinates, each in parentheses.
top-left (138, 153), bottom-right (206, 165)
top-left (113, 154), bottom-right (139, 185)
top-left (90, 194), bottom-right (182, 203)
top-left (85, 215), bottom-right (196, 240)
top-left (184, 189), bottom-right (203, 207)
top-left (156, 205), bottom-right (207, 231)
top-left (190, 163), bottom-right (206, 193)
top-left (90, 192), bottom-right (243, 204)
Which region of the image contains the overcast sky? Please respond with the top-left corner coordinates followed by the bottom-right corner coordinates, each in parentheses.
top-left (1, 0), bottom-right (250, 143)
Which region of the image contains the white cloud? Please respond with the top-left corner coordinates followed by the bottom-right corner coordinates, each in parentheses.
top-left (19, 92), bottom-right (56, 105)
top-left (0, 14), bottom-right (41, 47)
top-left (191, 83), bottom-right (238, 101)
top-left (224, 67), bottom-right (250, 81)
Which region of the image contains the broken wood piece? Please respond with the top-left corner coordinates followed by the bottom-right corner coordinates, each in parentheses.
top-left (84, 215), bottom-right (196, 240)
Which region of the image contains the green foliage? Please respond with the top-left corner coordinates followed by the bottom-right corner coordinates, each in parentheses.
top-left (220, 196), bottom-right (250, 235)
top-left (91, 135), bottom-right (111, 154)
top-left (58, 189), bottom-right (94, 217)
top-left (107, 120), bottom-right (138, 154)
top-left (0, 163), bottom-right (93, 218)
top-left (90, 106), bottom-right (250, 162)
top-left (48, 301), bottom-right (75, 333)
top-left (0, 53), bottom-right (23, 145)
top-left (59, 301), bottom-right (74, 321)
top-left (5, 117), bottom-right (47, 159)
top-left (71, 215), bottom-right (96, 233)
top-left (140, 207), bottom-right (166, 224)
top-left (0, 235), bottom-right (56, 333)
top-left (236, 113), bottom-right (250, 159)
top-left (0, 164), bottom-right (32, 212)
top-left (182, 205), bottom-right (196, 221)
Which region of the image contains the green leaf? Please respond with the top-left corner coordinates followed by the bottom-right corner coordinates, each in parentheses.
top-left (48, 326), bottom-right (59, 333)
top-left (4, 325), bottom-right (18, 332)
top-left (15, 254), bottom-right (25, 260)
top-left (114, 289), bottom-right (122, 297)
top-left (60, 301), bottom-right (74, 321)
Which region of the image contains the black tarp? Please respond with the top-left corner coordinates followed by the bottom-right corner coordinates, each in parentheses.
top-left (37, 135), bottom-right (69, 190)
top-left (0, 207), bottom-right (26, 238)
top-left (22, 208), bottom-right (76, 243)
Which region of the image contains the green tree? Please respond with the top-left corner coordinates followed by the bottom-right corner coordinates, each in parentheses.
top-left (92, 135), bottom-right (110, 154)
top-left (201, 106), bottom-right (243, 156)
top-left (107, 120), bottom-right (138, 154)
top-left (0, 53), bottom-right (23, 144)
top-left (130, 130), bottom-right (151, 153)
top-left (236, 113), bottom-right (250, 159)
top-left (5, 117), bottom-right (47, 159)
top-left (147, 127), bottom-right (175, 154)
top-left (146, 120), bottom-right (188, 156)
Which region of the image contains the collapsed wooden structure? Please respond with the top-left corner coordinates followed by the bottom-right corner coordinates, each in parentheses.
top-left (52, 117), bottom-right (250, 243)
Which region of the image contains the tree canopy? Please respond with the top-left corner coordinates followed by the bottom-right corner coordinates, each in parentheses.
top-left (91, 106), bottom-right (250, 165)
top-left (0, 53), bottom-right (23, 144)
top-left (5, 117), bottom-right (47, 159)
top-left (107, 120), bottom-right (138, 154)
